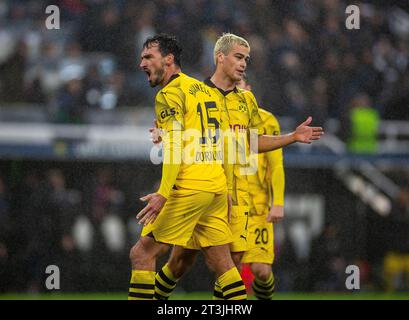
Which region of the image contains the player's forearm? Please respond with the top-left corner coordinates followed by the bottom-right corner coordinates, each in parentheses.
top-left (271, 165), bottom-right (285, 206)
top-left (157, 162), bottom-right (181, 199)
top-left (266, 148), bottom-right (285, 206)
top-left (256, 133), bottom-right (296, 153)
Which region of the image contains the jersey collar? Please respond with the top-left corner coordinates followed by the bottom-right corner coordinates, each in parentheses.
top-left (204, 77), bottom-right (238, 96)
top-left (163, 73), bottom-right (181, 88)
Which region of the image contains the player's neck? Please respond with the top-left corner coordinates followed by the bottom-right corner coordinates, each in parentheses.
top-left (161, 65), bottom-right (181, 87)
top-left (210, 69), bottom-right (236, 92)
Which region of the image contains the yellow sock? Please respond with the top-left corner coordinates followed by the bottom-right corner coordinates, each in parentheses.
top-left (252, 273), bottom-right (275, 300)
top-left (155, 263), bottom-right (179, 300)
top-left (217, 267), bottom-right (247, 300)
top-left (128, 270), bottom-right (155, 300)
top-left (212, 280), bottom-right (223, 300)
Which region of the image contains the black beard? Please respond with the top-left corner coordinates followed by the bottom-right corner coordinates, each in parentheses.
top-left (149, 65), bottom-right (165, 87)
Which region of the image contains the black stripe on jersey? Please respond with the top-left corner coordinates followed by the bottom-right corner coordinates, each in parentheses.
top-left (163, 73), bottom-right (180, 88)
top-left (204, 77), bottom-right (238, 96)
top-left (157, 269), bottom-right (176, 286)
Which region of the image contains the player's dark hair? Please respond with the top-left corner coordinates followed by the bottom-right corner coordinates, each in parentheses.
top-left (143, 33), bottom-right (182, 67)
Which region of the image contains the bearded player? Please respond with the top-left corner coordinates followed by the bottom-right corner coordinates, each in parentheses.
top-left (129, 33), bottom-right (245, 300)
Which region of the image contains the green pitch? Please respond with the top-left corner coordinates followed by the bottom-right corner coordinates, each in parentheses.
top-left (0, 292), bottom-right (408, 300)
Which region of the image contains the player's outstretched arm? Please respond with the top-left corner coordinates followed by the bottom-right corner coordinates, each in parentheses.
top-left (256, 117), bottom-right (324, 153)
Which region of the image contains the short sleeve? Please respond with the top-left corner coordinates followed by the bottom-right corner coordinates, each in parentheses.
top-left (263, 113), bottom-right (281, 136)
top-left (245, 91), bottom-right (264, 135)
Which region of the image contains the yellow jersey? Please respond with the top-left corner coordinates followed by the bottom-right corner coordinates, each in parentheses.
top-left (155, 72), bottom-right (231, 198)
top-left (248, 108), bottom-right (285, 216)
top-left (204, 78), bottom-right (264, 206)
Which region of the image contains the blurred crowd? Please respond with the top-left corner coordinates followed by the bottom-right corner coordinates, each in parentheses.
top-left (0, 0), bottom-right (408, 124)
top-left (1, 162), bottom-right (409, 293)
top-left (0, 164), bottom-right (157, 292)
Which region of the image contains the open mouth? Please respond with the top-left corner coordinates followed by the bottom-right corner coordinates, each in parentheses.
top-left (144, 70), bottom-right (151, 80)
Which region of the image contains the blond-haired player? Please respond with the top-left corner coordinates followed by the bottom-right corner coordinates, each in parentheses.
top-left (151, 33), bottom-right (323, 300)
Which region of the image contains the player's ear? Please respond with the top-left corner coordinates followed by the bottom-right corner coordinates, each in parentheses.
top-left (164, 53), bottom-right (174, 67)
top-left (216, 52), bottom-right (224, 65)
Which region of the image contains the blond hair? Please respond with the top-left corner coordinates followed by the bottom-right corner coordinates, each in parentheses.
top-left (213, 33), bottom-right (250, 65)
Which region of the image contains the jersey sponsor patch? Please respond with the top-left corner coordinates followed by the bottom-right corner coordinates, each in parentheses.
top-left (159, 107), bottom-right (178, 120)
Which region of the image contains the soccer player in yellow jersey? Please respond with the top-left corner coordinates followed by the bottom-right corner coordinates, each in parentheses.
top-left (238, 77), bottom-right (284, 300)
top-left (151, 33), bottom-right (324, 300)
top-left (128, 34), bottom-right (246, 300)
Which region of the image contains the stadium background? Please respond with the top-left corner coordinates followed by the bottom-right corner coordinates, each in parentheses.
top-left (0, 0), bottom-right (409, 299)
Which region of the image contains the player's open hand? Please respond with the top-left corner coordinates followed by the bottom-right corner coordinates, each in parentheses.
top-left (149, 119), bottom-right (162, 144)
top-left (294, 116), bottom-right (324, 144)
top-left (267, 205), bottom-right (284, 223)
top-left (136, 193), bottom-right (167, 226)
